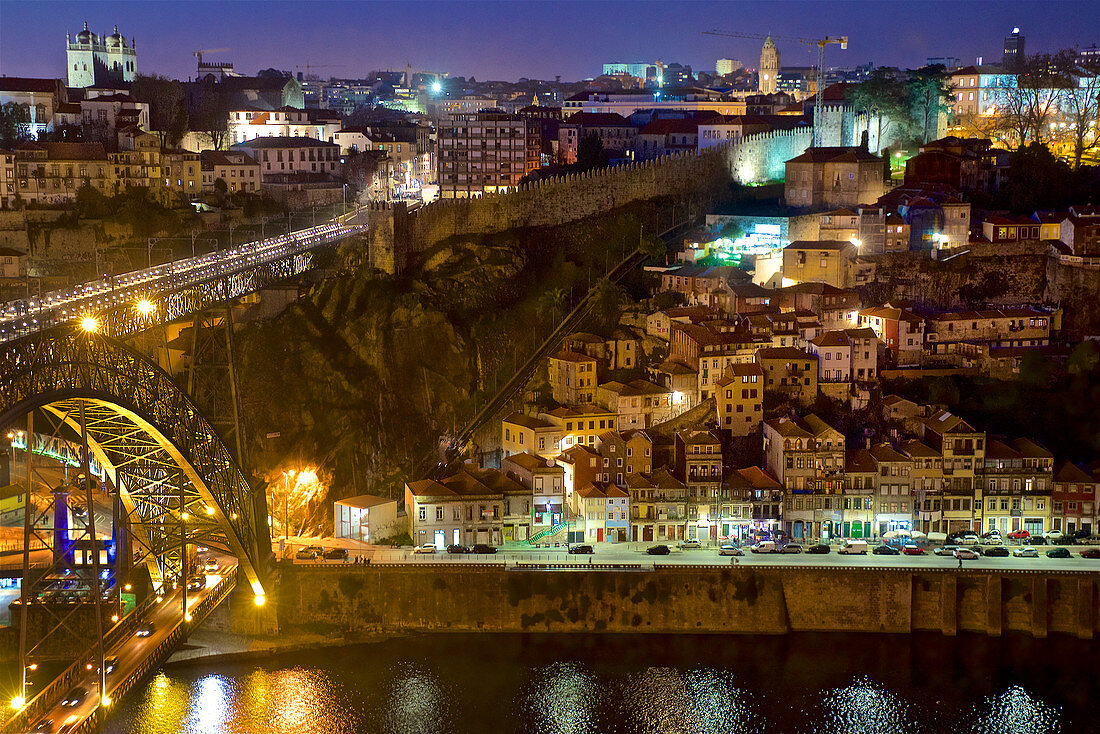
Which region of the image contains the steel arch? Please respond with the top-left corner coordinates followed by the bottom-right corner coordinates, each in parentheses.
top-left (0, 328), bottom-right (268, 596)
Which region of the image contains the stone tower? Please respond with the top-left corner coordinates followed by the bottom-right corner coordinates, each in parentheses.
top-left (758, 36), bottom-right (780, 94)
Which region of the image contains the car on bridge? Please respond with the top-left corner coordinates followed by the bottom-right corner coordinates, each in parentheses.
top-left (31, 718), bottom-right (53, 733)
top-left (982, 546), bottom-right (1010, 557)
top-left (186, 575), bottom-right (207, 591)
top-left (61, 686), bottom-right (87, 707)
top-left (1046, 547), bottom-right (1071, 559)
top-left (568, 545), bottom-right (594, 555)
top-left (646, 545), bottom-right (671, 555)
top-left (204, 557), bottom-right (220, 573)
top-left (135, 622), bottom-right (156, 638)
top-left (1013, 547), bottom-right (1039, 558)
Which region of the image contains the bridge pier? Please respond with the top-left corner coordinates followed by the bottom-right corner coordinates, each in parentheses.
top-left (1075, 576), bottom-right (1094, 640)
top-left (1031, 576), bottom-right (1048, 639)
top-left (985, 575), bottom-right (1002, 637)
top-left (195, 586), bottom-right (278, 636)
top-left (940, 575), bottom-right (957, 637)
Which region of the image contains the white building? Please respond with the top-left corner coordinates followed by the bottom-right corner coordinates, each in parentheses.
top-left (227, 107), bottom-right (342, 146)
top-left (66, 23), bottom-right (137, 88)
top-left (333, 494), bottom-right (398, 543)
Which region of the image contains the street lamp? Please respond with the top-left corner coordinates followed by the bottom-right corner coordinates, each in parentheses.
top-left (282, 469), bottom-right (296, 540)
top-left (80, 315), bottom-right (100, 333)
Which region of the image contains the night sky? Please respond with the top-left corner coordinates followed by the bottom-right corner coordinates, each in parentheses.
top-left (1, 1), bottom-right (1096, 83)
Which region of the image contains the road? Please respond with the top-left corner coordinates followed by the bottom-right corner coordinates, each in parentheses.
top-left (17, 557), bottom-right (235, 734)
top-left (280, 538), bottom-right (1100, 572)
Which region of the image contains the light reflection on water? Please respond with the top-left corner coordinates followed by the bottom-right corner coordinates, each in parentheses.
top-left (96, 634), bottom-right (1088, 734)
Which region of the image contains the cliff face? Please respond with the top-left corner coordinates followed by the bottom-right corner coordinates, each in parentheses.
top-left (237, 202), bottom-right (671, 505)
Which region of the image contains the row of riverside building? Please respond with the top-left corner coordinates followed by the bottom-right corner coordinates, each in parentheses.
top-left (404, 397), bottom-right (1097, 547)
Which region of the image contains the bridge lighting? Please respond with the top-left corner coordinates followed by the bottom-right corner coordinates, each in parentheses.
top-left (205, 505), bottom-right (215, 516)
top-left (254, 594), bottom-right (266, 606)
top-left (181, 512), bottom-right (189, 521)
top-left (111, 614), bottom-right (119, 622)
top-left (80, 315), bottom-right (100, 333)
top-left (156, 595), bottom-right (163, 603)
top-left (27, 663), bottom-right (37, 671)
top-left (102, 696), bottom-right (112, 706)
top-left (184, 612), bottom-right (193, 622)
top-left (124, 583), bottom-right (132, 591)
top-left (135, 299), bottom-right (156, 315)
top-left (10, 696), bottom-right (24, 710)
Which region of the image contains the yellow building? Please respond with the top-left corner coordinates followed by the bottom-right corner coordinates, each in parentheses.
top-left (782, 240), bottom-right (859, 289)
top-left (715, 363), bottom-right (764, 436)
top-left (540, 405), bottom-right (618, 452)
top-left (12, 141), bottom-right (111, 204)
top-left (162, 149), bottom-right (202, 203)
top-left (501, 412), bottom-right (561, 459)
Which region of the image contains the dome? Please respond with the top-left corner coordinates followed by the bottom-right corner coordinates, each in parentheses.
top-left (106, 25), bottom-right (123, 47)
top-left (76, 21), bottom-right (97, 43)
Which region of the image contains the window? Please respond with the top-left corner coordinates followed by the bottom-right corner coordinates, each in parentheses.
top-left (436, 507), bottom-right (444, 521)
top-left (418, 507), bottom-right (426, 521)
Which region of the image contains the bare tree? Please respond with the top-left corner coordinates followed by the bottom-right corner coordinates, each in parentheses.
top-left (994, 52), bottom-right (1074, 148)
top-left (1059, 56), bottom-right (1100, 168)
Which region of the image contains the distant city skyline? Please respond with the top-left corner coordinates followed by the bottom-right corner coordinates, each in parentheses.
top-left (1, 0), bottom-right (1097, 83)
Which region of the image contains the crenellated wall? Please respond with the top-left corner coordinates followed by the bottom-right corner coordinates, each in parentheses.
top-left (277, 565), bottom-right (1097, 640)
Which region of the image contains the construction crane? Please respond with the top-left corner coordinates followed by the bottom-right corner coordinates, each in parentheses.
top-left (703, 30), bottom-right (848, 146)
top-left (192, 46), bottom-right (230, 66)
top-left (295, 63), bottom-right (345, 79)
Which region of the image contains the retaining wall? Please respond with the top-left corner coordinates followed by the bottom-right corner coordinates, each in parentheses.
top-left (276, 565), bottom-right (1097, 640)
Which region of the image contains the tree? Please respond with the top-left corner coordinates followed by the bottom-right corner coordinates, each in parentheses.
top-left (131, 74), bottom-right (188, 150)
top-left (576, 132), bottom-right (609, 170)
top-left (1058, 55), bottom-right (1100, 168)
top-left (906, 65), bottom-right (954, 144)
top-left (999, 142), bottom-right (1071, 213)
top-left (849, 68), bottom-right (910, 147)
top-left (256, 68), bottom-right (292, 80)
top-left (589, 277), bottom-right (627, 333)
top-left (538, 288), bottom-right (569, 325)
top-left (995, 52), bottom-right (1074, 147)
top-left (190, 80), bottom-right (230, 150)
top-left (0, 102), bottom-right (30, 148)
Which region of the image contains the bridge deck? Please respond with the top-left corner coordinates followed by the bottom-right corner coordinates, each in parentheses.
top-left (1, 208), bottom-right (367, 345)
top-left (2, 564), bottom-right (238, 734)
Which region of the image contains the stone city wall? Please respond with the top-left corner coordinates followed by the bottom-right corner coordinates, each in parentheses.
top-left (276, 565), bottom-right (1097, 640)
top-left (725, 128), bottom-right (814, 185)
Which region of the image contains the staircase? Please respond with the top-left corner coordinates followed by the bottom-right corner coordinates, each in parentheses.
top-left (526, 522), bottom-right (568, 545)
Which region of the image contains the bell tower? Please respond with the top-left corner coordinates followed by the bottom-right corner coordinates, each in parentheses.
top-left (758, 36), bottom-right (780, 94)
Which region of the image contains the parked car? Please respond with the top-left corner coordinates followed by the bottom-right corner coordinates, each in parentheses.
top-left (1013, 547), bottom-right (1039, 558)
top-left (901, 544), bottom-right (924, 555)
top-left (750, 541), bottom-right (777, 554)
top-left (568, 545), bottom-right (594, 555)
top-left (1071, 529), bottom-right (1093, 541)
top-left (186, 575), bottom-right (207, 591)
top-left (646, 544), bottom-right (671, 556)
top-left (322, 548), bottom-right (349, 560)
top-left (954, 548), bottom-right (980, 560)
top-left (294, 549), bottom-right (317, 560)
top-left (412, 544), bottom-right (436, 554)
top-left (679, 539), bottom-right (702, 550)
top-left (956, 533), bottom-right (979, 545)
top-left (471, 544), bottom-right (497, 554)
top-left (838, 540), bottom-right (868, 555)
top-left (1007, 529), bottom-right (1030, 540)
top-left (982, 546), bottom-right (1009, 557)
top-left (780, 543), bottom-right (803, 554)
top-left (980, 529), bottom-right (1001, 539)
top-left (135, 622), bottom-right (155, 638)
top-left (1046, 547), bottom-right (1071, 558)
top-left (1026, 536), bottom-right (1048, 546)
top-left (979, 535), bottom-right (1004, 546)
top-left (305, 545), bottom-right (326, 557)
top-left (934, 545), bottom-right (959, 557)
top-left (1080, 548), bottom-right (1100, 559)
top-left (872, 545), bottom-right (900, 555)
top-left (806, 544), bottom-right (830, 554)
top-left (1043, 530), bottom-right (1064, 542)
top-left (718, 544), bottom-right (743, 556)
top-left (446, 544), bottom-right (470, 554)
top-left (61, 687), bottom-right (87, 707)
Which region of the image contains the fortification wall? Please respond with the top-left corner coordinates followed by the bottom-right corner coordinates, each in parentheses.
top-left (726, 128), bottom-right (813, 184)
top-left (277, 565), bottom-right (1097, 640)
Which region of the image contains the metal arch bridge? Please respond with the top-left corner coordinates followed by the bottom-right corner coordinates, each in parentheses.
top-left (0, 210), bottom-right (367, 594)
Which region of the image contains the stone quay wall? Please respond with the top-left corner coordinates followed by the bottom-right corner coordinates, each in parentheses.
top-left (277, 565), bottom-right (1097, 640)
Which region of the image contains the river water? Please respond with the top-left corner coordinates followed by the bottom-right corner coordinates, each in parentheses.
top-left (99, 633), bottom-right (1093, 734)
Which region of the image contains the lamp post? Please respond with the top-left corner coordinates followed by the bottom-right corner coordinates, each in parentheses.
top-left (282, 470), bottom-right (295, 540)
